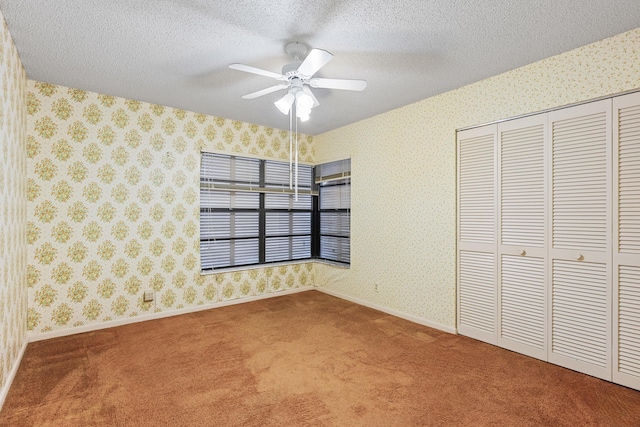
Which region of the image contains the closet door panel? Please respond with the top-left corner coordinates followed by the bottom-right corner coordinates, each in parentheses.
top-left (499, 119), bottom-right (546, 248)
top-left (551, 112), bottom-right (608, 251)
top-left (459, 128), bottom-right (497, 247)
top-left (499, 254), bottom-right (546, 358)
top-left (548, 100), bottom-right (612, 381)
top-left (497, 115), bottom-right (547, 359)
top-left (551, 259), bottom-right (608, 369)
top-left (459, 250), bottom-right (496, 342)
top-left (617, 266), bottom-right (640, 385)
top-left (457, 125), bottom-right (497, 343)
top-left (613, 92), bottom-right (640, 390)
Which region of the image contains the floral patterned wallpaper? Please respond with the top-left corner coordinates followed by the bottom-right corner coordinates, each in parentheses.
top-left (0, 11), bottom-right (27, 400)
top-left (27, 80), bottom-right (315, 335)
top-left (314, 27), bottom-right (640, 329)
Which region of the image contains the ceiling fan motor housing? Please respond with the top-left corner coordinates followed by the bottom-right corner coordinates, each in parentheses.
top-left (282, 61), bottom-right (303, 77)
top-left (285, 41), bottom-right (308, 60)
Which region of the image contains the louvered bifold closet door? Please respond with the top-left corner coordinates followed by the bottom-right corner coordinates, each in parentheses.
top-left (497, 116), bottom-right (547, 360)
top-left (548, 100), bottom-right (612, 381)
top-left (457, 124), bottom-right (498, 344)
top-left (613, 92), bottom-right (640, 391)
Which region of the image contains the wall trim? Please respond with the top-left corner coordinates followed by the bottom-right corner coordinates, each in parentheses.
top-left (316, 288), bottom-right (458, 334)
top-left (28, 286), bottom-right (314, 343)
top-left (0, 339), bottom-right (28, 412)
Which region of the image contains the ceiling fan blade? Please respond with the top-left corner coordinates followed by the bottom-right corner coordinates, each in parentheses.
top-left (242, 84), bottom-right (289, 99)
top-left (309, 78), bottom-right (367, 91)
top-left (229, 63), bottom-right (286, 81)
top-left (296, 48), bottom-right (333, 77)
top-left (302, 86), bottom-right (320, 108)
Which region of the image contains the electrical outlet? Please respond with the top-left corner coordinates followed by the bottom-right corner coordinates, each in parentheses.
top-left (143, 291), bottom-right (154, 302)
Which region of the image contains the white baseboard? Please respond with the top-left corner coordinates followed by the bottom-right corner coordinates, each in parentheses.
top-left (29, 286), bottom-right (314, 343)
top-left (26, 284), bottom-right (455, 347)
top-left (316, 287), bottom-right (458, 334)
top-left (0, 339), bottom-right (28, 412)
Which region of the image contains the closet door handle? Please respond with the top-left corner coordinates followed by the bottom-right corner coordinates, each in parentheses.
top-left (574, 253), bottom-right (584, 261)
top-left (519, 249), bottom-right (526, 256)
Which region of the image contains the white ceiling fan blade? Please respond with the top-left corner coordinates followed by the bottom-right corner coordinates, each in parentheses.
top-left (242, 84), bottom-right (289, 99)
top-left (302, 86), bottom-right (320, 108)
top-left (229, 63), bottom-right (287, 81)
top-left (297, 49), bottom-right (333, 78)
top-left (310, 78), bottom-right (367, 91)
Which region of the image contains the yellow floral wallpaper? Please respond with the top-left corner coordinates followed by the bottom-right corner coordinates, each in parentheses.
top-left (0, 11), bottom-right (27, 400)
top-left (27, 80), bottom-right (315, 335)
top-left (314, 27), bottom-right (640, 329)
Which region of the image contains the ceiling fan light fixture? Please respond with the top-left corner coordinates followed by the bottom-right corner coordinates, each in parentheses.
top-left (296, 91), bottom-right (314, 111)
top-left (275, 92), bottom-right (295, 115)
top-left (298, 112), bottom-right (310, 122)
top-left (295, 90), bottom-right (314, 121)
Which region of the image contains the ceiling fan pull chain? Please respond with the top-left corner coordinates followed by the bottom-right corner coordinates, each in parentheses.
top-left (289, 108), bottom-right (293, 190)
top-left (295, 109), bottom-right (299, 201)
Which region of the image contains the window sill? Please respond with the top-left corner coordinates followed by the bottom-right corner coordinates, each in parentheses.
top-left (200, 259), bottom-right (349, 275)
top-left (314, 259), bottom-right (351, 269)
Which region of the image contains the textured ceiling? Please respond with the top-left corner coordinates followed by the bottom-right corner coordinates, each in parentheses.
top-left (1, 1), bottom-right (640, 135)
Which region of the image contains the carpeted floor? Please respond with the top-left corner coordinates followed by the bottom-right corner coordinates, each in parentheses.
top-left (2, 290), bottom-right (640, 426)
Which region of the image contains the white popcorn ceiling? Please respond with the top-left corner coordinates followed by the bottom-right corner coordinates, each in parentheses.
top-left (1, 0), bottom-right (639, 135)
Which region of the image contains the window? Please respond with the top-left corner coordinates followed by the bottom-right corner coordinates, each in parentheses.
top-left (200, 153), bottom-right (350, 270)
top-left (316, 159), bottom-right (351, 264)
top-left (200, 153), bottom-right (314, 270)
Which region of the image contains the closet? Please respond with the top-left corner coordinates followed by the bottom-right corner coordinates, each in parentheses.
top-left (457, 92), bottom-right (640, 391)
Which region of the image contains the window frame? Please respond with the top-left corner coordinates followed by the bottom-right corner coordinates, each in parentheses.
top-left (317, 178), bottom-right (351, 264)
top-left (200, 152), bottom-right (315, 271)
top-left (200, 152), bottom-right (351, 271)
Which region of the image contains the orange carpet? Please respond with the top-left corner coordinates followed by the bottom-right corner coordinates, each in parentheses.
top-left (2, 290), bottom-right (640, 426)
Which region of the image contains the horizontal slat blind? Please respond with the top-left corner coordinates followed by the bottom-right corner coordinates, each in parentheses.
top-left (501, 125), bottom-right (545, 247)
top-left (200, 239), bottom-right (259, 268)
top-left (619, 265), bottom-right (640, 376)
top-left (459, 251), bottom-right (496, 334)
top-left (320, 184), bottom-right (350, 210)
top-left (265, 161), bottom-right (313, 190)
top-left (201, 153), bottom-right (260, 186)
top-left (318, 159), bottom-right (351, 264)
top-left (552, 259), bottom-right (608, 367)
top-left (266, 212), bottom-right (311, 236)
top-left (200, 152), bottom-right (314, 269)
top-left (459, 134), bottom-right (495, 244)
top-left (315, 158), bottom-right (351, 183)
top-left (618, 104), bottom-right (640, 254)
top-left (319, 210), bottom-right (350, 263)
top-left (320, 236), bottom-right (350, 263)
top-left (320, 212), bottom-right (350, 236)
top-left (500, 255), bottom-right (545, 349)
top-left (552, 112), bottom-right (608, 250)
top-left (265, 193), bottom-right (312, 210)
top-left (265, 236), bottom-right (311, 262)
top-left (200, 212), bottom-right (259, 239)
top-left (201, 190), bottom-right (259, 209)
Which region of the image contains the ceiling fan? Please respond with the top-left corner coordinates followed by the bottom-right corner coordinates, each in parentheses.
top-left (229, 42), bottom-right (367, 121)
